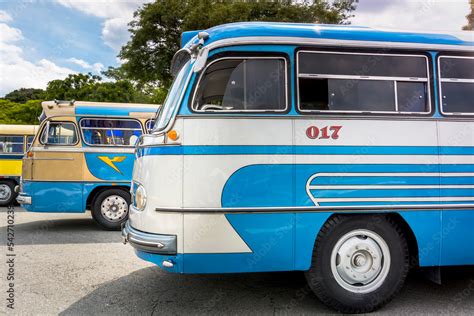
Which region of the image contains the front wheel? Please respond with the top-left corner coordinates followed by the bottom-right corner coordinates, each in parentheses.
top-left (305, 215), bottom-right (409, 313)
top-left (0, 181), bottom-right (16, 207)
top-left (91, 189), bottom-right (130, 230)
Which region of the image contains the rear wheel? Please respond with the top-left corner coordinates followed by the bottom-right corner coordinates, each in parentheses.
top-left (0, 180), bottom-right (16, 207)
top-left (305, 215), bottom-right (409, 313)
top-left (91, 189), bottom-right (130, 230)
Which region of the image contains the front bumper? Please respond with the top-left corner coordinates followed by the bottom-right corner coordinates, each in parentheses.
top-left (122, 221), bottom-right (177, 255)
top-left (16, 194), bottom-right (32, 205)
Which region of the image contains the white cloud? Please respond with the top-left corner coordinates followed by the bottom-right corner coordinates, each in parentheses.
top-left (55, 0), bottom-right (150, 51)
top-left (67, 57), bottom-right (104, 72)
top-left (351, 0), bottom-right (472, 32)
top-left (0, 21), bottom-right (75, 96)
top-left (0, 10), bottom-right (12, 23)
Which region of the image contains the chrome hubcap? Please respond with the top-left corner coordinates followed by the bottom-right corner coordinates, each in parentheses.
top-left (331, 229), bottom-right (390, 294)
top-left (100, 195), bottom-right (128, 222)
top-left (0, 184), bottom-right (12, 202)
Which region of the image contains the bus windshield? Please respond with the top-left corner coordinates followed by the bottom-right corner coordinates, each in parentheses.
top-left (153, 59), bottom-right (192, 132)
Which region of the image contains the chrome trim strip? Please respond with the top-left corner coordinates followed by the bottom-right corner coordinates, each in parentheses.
top-left (203, 36), bottom-right (474, 53)
top-left (298, 73), bottom-right (428, 82)
top-left (122, 221), bottom-right (177, 255)
top-left (16, 195), bottom-right (31, 205)
top-left (155, 204), bottom-right (474, 213)
top-left (30, 146), bottom-right (135, 153)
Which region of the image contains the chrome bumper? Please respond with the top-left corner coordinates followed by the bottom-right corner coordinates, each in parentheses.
top-left (16, 194), bottom-right (32, 205)
top-left (122, 221), bottom-right (177, 255)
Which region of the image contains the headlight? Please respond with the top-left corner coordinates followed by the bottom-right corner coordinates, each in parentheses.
top-left (135, 184), bottom-right (147, 211)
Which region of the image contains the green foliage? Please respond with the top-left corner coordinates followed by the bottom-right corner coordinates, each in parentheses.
top-left (44, 73), bottom-right (153, 103)
top-left (119, 0), bottom-right (356, 88)
top-left (4, 88), bottom-right (45, 103)
top-left (463, 0), bottom-right (473, 30)
top-left (0, 100), bottom-right (42, 124)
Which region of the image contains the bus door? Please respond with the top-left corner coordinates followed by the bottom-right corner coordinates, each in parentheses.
top-left (437, 56), bottom-right (474, 265)
top-left (29, 120), bottom-right (84, 212)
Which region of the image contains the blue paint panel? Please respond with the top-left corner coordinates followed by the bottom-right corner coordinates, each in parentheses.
top-left (136, 251), bottom-right (183, 273)
top-left (312, 176), bottom-right (440, 185)
top-left (441, 210), bottom-right (474, 265)
top-left (0, 154), bottom-right (23, 159)
top-left (23, 181), bottom-right (84, 213)
top-left (294, 212), bottom-right (332, 270)
top-left (190, 22), bottom-right (472, 48)
top-left (84, 153), bottom-right (135, 181)
top-left (399, 211), bottom-right (442, 266)
top-left (222, 165), bottom-right (293, 207)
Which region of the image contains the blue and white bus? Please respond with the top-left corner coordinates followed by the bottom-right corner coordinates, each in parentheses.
top-left (122, 23), bottom-right (474, 312)
top-left (17, 100), bottom-right (158, 230)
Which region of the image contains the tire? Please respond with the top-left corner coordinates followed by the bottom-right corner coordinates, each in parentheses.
top-left (305, 215), bottom-right (409, 313)
top-left (91, 189), bottom-right (130, 231)
top-left (0, 180), bottom-right (16, 207)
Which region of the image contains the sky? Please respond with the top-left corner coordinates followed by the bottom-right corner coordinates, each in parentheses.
top-left (0, 0), bottom-right (472, 97)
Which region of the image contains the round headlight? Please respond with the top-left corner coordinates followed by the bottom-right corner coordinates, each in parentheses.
top-left (135, 185), bottom-right (147, 211)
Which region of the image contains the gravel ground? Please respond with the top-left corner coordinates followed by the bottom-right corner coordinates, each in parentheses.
top-left (1, 206), bottom-right (473, 315)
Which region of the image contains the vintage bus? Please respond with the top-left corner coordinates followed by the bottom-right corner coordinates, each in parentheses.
top-left (17, 100), bottom-right (158, 230)
top-left (0, 124), bottom-right (39, 206)
top-left (122, 23), bottom-right (474, 313)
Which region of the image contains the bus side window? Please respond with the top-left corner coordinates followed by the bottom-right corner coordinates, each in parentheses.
top-left (0, 135), bottom-right (24, 153)
top-left (297, 51), bottom-right (430, 114)
top-left (80, 119), bottom-right (142, 147)
top-left (193, 57), bottom-right (287, 112)
top-left (41, 122), bottom-right (78, 145)
top-left (439, 56), bottom-right (474, 115)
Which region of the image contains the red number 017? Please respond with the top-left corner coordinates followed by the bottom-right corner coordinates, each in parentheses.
top-left (306, 126), bottom-right (342, 140)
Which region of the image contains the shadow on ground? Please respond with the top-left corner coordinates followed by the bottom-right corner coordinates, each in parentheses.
top-left (0, 213), bottom-right (122, 245)
top-left (61, 266), bottom-right (474, 315)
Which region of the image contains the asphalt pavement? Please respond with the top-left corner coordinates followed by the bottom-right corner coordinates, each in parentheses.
top-left (1, 207), bottom-right (473, 315)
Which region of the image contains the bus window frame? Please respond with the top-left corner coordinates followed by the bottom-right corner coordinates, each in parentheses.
top-left (38, 120), bottom-right (80, 147)
top-left (190, 54), bottom-right (291, 114)
top-left (79, 117), bottom-right (145, 147)
top-left (0, 134), bottom-right (25, 155)
top-left (295, 48), bottom-right (433, 117)
top-left (438, 54), bottom-right (474, 117)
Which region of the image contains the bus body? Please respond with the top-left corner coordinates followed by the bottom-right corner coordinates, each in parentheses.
top-left (17, 100), bottom-right (158, 230)
top-left (0, 124), bottom-right (38, 206)
top-left (123, 23), bottom-right (474, 312)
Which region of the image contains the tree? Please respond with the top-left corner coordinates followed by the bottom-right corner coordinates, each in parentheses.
top-left (44, 73), bottom-right (153, 103)
top-left (119, 0), bottom-right (356, 88)
top-left (0, 100), bottom-right (42, 124)
top-left (4, 88), bottom-right (45, 103)
top-left (463, 0), bottom-right (474, 30)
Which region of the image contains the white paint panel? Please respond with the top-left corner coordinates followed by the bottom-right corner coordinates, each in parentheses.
top-left (294, 119), bottom-right (438, 146)
top-left (133, 155), bottom-right (183, 208)
top-left (437, 121), bottom-right (474, 147)
top-left (296, 155), bottom-right (439, 165)
top-left (184, 118), bottom-right (293, 145)
top-left (183, 155), bottom-right (292, 208)
top-left (183, 213), bottom-right (251, 253)
top-left (129, 210), bottom-right (184, 253)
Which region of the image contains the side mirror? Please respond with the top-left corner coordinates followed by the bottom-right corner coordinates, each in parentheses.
top-left (41, 121), bottom-right (50, 145)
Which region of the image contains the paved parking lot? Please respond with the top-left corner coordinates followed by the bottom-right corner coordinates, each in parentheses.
top-left (1, 206), bottom-right (473, 315)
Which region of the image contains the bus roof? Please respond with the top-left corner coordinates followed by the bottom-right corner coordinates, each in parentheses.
top-left (42, 101), bottom-right (160, 118)
top-left (0, 124), bottom-right (39, 136)
top-left (183, 22), bottom-right (474, 52)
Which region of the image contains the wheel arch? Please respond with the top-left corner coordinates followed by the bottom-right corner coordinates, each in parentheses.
top-left (313, 212), bottom-right (419, 268)
top-left (86, 185), bottom-right (130, 210)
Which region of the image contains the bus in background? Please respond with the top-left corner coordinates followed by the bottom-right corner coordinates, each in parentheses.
top-left (123, 23), bottom-right (474, 313)
top-left (0, 124), bottom-right (39, 206)
top-left (17, 100), bottom-right (158, 230)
